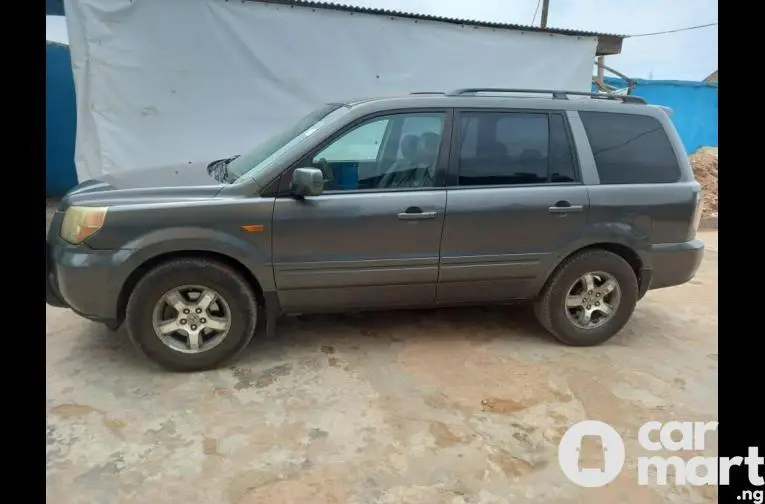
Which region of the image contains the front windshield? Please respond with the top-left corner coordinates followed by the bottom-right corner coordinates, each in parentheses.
top-left (227, 103), bottom-right (347, 183)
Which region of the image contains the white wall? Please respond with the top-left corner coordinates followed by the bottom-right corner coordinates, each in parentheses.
top-left (64, 0), bottom-right (598, 180)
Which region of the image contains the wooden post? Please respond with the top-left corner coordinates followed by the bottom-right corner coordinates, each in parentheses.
top-left (597, 56), bottom-right (605, 87)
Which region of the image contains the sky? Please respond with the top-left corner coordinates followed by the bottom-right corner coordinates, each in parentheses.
top-left (45, 0), bottom-right (717, 81)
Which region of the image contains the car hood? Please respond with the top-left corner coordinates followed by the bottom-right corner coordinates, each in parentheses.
top-left (61, 161), bottom-right (228, 209)
top-left (100, 160), bottom-right (224, 188)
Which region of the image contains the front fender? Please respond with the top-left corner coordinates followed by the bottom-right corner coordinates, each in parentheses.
top-left (119, 227), bottom-right (275, 291)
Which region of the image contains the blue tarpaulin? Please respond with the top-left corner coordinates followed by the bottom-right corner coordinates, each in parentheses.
top-left (46, 41), bottom-right (78, 196)
top-left (47, 0), bottom-right (64, 15)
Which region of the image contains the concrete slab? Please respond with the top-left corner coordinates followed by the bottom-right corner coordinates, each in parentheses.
top-left (46, 231), bottom-right (718, 504)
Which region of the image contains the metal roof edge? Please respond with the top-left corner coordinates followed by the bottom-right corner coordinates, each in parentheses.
top-left (248, 0), bottom-right (625, 55)
top-left (46, 0), bottom-right (626, 55)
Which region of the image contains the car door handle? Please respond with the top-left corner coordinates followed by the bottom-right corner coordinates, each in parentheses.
top-left (398, 207), bottom-right (438, 220)
top-left (398, 211), bottom-right (438, 220)
top-left (548, 201), bottom-right (584, 214)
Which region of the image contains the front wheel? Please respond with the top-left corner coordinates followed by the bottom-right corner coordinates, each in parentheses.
top-left (534, 250), bottom-right (638, 346)
top-left (125, 258), bottom-right (258, 372)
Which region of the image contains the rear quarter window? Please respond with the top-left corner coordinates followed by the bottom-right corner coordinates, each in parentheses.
top-left (579, 111), bottom-right (682, 184)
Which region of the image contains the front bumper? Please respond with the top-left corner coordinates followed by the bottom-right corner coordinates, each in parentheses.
top-left (643, 238), bottom-right (705, 292)
top-left (46, 240), bottom-right (68, 308)
top-left (46, 236), bottom-right (131, 324)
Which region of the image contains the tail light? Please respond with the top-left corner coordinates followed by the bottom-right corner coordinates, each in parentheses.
top-left (690, 192), bottom-right (704, 238)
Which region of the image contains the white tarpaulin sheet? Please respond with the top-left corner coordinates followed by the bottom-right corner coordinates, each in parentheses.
top-left (64, 0), bottom-right (598, 181)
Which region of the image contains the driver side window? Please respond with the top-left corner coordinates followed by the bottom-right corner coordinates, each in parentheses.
top-left (314, 119), bottom-right (389, 163)
top-left (295, 112), bottom-right (446, 192)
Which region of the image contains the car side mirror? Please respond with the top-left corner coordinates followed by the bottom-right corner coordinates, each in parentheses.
top-left (290, 167), bottom-right (324, 197)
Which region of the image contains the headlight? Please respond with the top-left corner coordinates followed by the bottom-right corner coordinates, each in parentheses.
top-left (60, 206), bottom-right (109, 244)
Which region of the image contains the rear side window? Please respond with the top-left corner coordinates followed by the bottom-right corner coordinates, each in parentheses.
top-left (549, 114), bottom-right (577, 183)
top-left (579, 112), bottom-right (681, 184)
top-left (456, 111), bottom-right (578, 186)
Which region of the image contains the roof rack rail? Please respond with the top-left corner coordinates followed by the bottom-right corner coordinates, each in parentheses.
top-left (410, 91), bottom-right (444, 95)
top-left (444, 88), bottom-right (646, 104)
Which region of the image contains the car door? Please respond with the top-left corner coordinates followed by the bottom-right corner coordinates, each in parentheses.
top-left (272, 109), bottom-right (453, 312)
top-left (437, 109), bottom-right (589, 304)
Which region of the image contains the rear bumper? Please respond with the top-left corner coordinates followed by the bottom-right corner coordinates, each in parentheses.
top-left (643, 239), bottom-right (705, 292)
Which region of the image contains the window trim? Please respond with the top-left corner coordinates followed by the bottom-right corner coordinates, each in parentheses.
top-left (447, 108), bottom-right (582, 190)
top-left (274, 108), bottom-right (455, 197)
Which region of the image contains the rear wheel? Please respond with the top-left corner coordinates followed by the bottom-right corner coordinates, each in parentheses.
top-left (125, 258), bottom-right (258, 371)
top-left (534, 250), bottom-right (638, 346)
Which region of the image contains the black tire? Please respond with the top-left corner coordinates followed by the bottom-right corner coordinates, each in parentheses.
top-left (104, 321), bottom-right (121, 332)
top-left (533, 249), bottom-right (638, 346)
top-left (125, 258), bottom-right (258, 372)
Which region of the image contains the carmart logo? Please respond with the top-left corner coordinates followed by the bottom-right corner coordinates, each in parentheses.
top-left (558, 419), bottom-right (764, 496)
top-left (557, 420), bottom-right (625, 488)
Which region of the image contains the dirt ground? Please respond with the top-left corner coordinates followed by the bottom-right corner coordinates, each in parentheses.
top-left (46, 231), bottom-right (718, 504)
top-left (689, 147), bottom-right (718, 225)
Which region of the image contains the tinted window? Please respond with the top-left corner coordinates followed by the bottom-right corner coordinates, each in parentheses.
top-left (457, 112), bottom-right (576, 186)
top-left (579, 112), bottom-right (681, 184)
top-left (399, 116), bottom-right (443, 159)
top-left (301, 112), bottom-right (446, 191)
top-left (549, 113), bottom-right (578, 183)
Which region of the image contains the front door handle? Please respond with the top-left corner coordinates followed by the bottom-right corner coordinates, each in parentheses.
top-left (398, 206), bottom-right (438, 220)
top-left (548, 201), bottom-right (584, 214)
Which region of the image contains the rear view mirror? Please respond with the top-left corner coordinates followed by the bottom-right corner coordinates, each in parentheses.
top-left (290, 167), bottom-right (324, 197)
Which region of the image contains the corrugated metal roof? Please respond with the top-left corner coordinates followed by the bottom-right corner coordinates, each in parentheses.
top-left (253, 0), bottom-right (627, 39)
top-left (46, 0), bottom-right (625, 54)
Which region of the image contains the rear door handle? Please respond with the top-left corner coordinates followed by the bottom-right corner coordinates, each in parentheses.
top-left (398, 206), bottom-right (438, 220)
top-left (398, 211), bottom-right (437, 220)
top-left (548, 201), bottom-right (584, 214)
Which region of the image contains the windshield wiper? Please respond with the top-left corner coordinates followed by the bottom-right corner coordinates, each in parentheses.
top-left (221, 155), bottom-right (240, 183)
top-left (208, 156), bottom-right (240, 183)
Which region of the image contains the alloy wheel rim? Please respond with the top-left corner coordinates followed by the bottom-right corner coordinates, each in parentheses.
top-left (564, 271), bottom-right (621, 330)
top-left (151, 285), bottom-right (232, 354)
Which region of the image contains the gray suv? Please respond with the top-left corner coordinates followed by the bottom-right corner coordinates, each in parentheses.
top-left (46, 89), bottom-right (705, 371)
